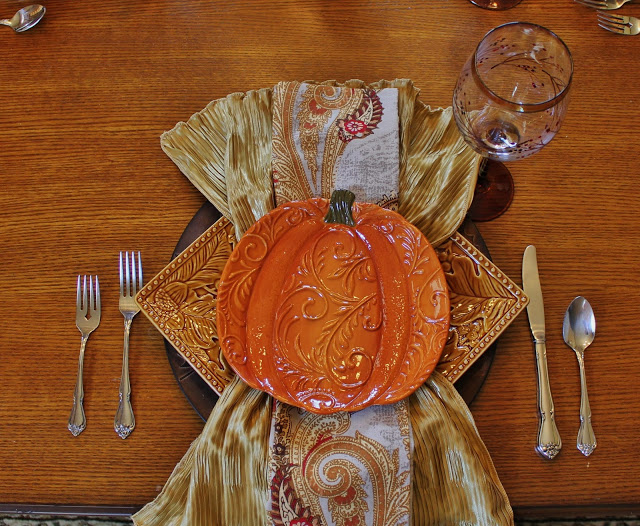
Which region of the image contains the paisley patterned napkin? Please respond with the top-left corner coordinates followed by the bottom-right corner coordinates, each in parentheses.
top-left (269, 401), bottom-right (412, 526)
top-left (268, 81), bottom-right (411, 526)
top-left (272, 81), bottom-right (400, 210)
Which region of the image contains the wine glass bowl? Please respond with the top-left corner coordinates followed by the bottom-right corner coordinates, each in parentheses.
top-left (453, 22), bottom-right (573, 162)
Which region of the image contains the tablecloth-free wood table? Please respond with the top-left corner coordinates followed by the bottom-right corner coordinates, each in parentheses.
top-left (1, 0), bottom-right (638, 519)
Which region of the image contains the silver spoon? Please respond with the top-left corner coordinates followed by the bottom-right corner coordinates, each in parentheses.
top-left (0, 5), bottom-right (46, 32)
top-left (562, 296), bottom-right (597, 457)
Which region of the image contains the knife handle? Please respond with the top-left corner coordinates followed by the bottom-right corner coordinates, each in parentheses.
top-left (534, 340), bottom-right (562, 460)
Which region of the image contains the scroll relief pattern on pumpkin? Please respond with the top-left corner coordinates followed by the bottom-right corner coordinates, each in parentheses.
top-left (216, 196), bottom-right (450, 414)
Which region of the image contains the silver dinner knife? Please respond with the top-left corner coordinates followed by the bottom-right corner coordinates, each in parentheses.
top-left (522, 245), bottom-right (562, 460)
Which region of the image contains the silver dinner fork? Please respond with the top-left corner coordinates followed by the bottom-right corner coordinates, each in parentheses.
top-left (115, 251), bottom-right (142, 439)
top-left (575, 0), bottom-right (634, 9)
top-left (68, 275), bottom-right (101, 436)
top-left (597, 12), bottom-right (640, 34)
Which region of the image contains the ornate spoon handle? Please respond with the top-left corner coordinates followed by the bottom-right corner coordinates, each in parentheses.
top-left (534, 340), bottom-right (562, 459)
top-left (576, 351), bottom-right (596, 456)
top-left (68, 335), bottom-right (88, 436)
top-left (115, 317), bottom-right (135, 439)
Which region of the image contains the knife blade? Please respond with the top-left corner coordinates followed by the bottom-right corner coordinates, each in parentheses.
top-left (522, 245), bottom-right (562, 460)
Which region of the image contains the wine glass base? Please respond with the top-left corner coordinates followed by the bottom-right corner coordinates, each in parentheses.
top-left (468, 0), bottom-right (523, 9)
top-left (467, 160), bottom-right (514, 222)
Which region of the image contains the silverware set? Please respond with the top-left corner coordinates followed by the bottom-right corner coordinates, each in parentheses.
top-left (575, 0), bottom-right (640, 35)
top-left (68, 252), bottom-right (143, 439)
top-left (523, 246), bottom-right (597, 459)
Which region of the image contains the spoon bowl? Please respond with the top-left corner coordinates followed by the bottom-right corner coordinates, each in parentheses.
top-left (1, 5), bottom-right (46, 32)
top-left (563, 296), bottom-right (597, 457)
top-left (563, 296), bottom-right (596, 353)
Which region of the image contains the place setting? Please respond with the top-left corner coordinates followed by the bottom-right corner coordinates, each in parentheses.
top-left (77, 15), bottom-right (602, 525)
top-left (132, 78), bottom-right (517, 526)
top-left (5, 0), bottom-right (628, 523)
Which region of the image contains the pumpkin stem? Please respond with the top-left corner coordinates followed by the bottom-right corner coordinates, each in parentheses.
top-left (324, 189), bottom-right (356, 226)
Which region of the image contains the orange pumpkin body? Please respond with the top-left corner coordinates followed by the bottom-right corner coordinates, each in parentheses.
top-left (217, 193), bottom-right (450, 413)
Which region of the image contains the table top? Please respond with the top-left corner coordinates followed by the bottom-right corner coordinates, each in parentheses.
top-left (1, 0), bottom-right (639, 520)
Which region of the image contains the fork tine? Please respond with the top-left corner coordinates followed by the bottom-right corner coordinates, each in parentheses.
top-left (130, 251), bottom-right (137, 296)
top-left (137, 251), bottom-right (143, 293)
top-left (82, 275), bottom-right (88, 315)
top-left (119, 252), bottom-right (124, 297)
top-left (126, 251), bottom-right (132, 297)
top-left (89, 276), bottom-right (94, 315)
top-left (95, 275), bottom-right (101, 312)
top-left (76, 275), bottom-right (82, 311)
top-left (575, 0), bottom-right (606, 7)
top-left (598, 22), bottom-right (621, 33)
top-left (598, 12), bottom-right (624, 23)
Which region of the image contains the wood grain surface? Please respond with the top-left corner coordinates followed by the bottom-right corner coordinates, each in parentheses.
top-left (1, 0), bottom-right (638, 519)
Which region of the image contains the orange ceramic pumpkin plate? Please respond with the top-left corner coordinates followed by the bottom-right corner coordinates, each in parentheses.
top-left (217, 190), bottom-right (450, 414)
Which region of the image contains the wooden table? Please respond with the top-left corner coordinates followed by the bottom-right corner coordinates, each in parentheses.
top-left (1, 0), bottom-right (638, 520)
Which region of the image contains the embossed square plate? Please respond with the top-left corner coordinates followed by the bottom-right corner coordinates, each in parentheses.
top-left (137, 208), bottom-right (528, 402)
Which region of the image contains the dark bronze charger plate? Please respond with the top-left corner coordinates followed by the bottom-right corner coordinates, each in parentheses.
top-left (165, 201), bottom-right (497, 421)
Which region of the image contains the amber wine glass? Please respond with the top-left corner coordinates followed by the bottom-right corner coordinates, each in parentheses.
top-left (453, 22), bottom-right (573, 221)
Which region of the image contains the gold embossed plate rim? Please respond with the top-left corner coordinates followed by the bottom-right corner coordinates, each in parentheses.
top-left (137, 209), bottom-right (236, 397)
top-left (138, 203), bottom-right (525, 421)
top-left (438, 231), bottom-right (529, 382)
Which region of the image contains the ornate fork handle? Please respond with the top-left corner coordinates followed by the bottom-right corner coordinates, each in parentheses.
top-left (534, 340), bottom-right (562, 459)
top-left (68, 334), bottom-right (89, 436)
top-left (115, 316), bottom-right (135, 439)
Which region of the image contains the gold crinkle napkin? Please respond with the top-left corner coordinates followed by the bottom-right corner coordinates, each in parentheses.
top-left (133, 375), bottom-right (512, 526)
top-left (133, 79), bottom-right (514, 526)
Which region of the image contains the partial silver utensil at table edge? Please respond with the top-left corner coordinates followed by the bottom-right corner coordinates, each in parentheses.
top-left (522, 245), bottom-right (562, 460)
top-left (0, 5), bottom-right (45, 32)
top-left (597, 12), bottom-right (640, 35)
top-left (575, 0), bottom-right (634, 10)
top-left (563, 296), bottom-right (597, 456)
